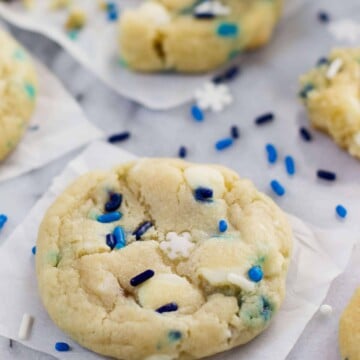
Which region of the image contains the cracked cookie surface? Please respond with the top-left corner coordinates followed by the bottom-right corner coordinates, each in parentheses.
top-left (299, 48), bottom-right (360, 159)
top-left (36, 158), bottom-right (292, 360)
top-left (0, 29), bottom-right (37, 161)
top-left (119, 0), bottom-right (283, 73)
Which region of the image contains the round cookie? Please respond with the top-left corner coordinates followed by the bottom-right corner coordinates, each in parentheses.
top-left (0, 29), bottom-right (37, 161)
top-left (339, 287), bottom-right (360, 360)
top-left (299, 48), bottom-right (360, 159)
top-left (36, 159), bottom-right (292, 360)
top-left (119, 0), bottom-right (284, 72)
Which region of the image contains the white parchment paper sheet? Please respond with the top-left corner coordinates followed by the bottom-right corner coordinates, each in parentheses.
top-left (0, 141), bottom-right (357, 360)
top-left (0, 0), bottom-right (308, 109)
top-left (0, 25), bottom-right (103, 183)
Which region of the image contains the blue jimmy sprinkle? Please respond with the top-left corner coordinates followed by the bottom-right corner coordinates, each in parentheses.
top-left (178, 146), bottom-right (187, 158)
top-left (32, 246), bottom-right (36, 255)
top-left (105, 193), bottom-right (123, 212)
top-left (168, 330), bottom-right (182, 342)
top-left (194, 12), bottom-right (215, 19)
top-left (108, 131), bottom-right (131, 143)
top-left (270, 180), bottom-right (285, 196)
top-left (113, 226), bottom-right (126, 249)
top-left (248, 266), bottom-right (263, 282)
top-left (285, 156), bottom-right (296, 175)
top-left (28, 125), bottom-right (39, 131)
top-left (191, 105), bottom-right (204, 122)
top-left (317, 57), bottom-right (329, 66)
top-left (317, 169), bottom-right (336, 181)
top-left (265, 144), bottom-right (277, 164)
top-left (156, 302), bottom-right (178, 313)
top-left (336, 205), bottom-right (347, 219)
top-left (299, 83), bottom-right (315, 98)
top-left (194, 187), bottom-right (213, 202)
top-left (0, 214), bottom-right (8, 230)
top-left (215, 137), bottom-right (233, 151)
top-left (97, 211), bottom-right (122, 223)
top-left (217, 23), bottom-right (238, 37)
top-left (218, 219), bottom-right (228, 233)
top-left (230, 125), bottom-right (239, 139)
top-left (133, 221), bottom-right (153, 240)
top-left (106, 233), bottom-right (116, 250)
top-left (55, 342), bottom-right (70, 352)
top-left (213, 65), bottom-right (240, 84)
top-left (107, 3), bottom-right (119, 21)
top-left (130, 269), bottom-right (155, 286)
top-left (255, 113), bottom-right (274, 125)
top-left (300, 127), bottom-right (313, 142)
top-left (318, 10), bottom-right (330, 23)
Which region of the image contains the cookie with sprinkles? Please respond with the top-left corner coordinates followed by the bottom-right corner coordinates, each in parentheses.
top-left (299, 48), bottom-right (360, 159)
top-left (0, 29), bottom-right (38, 161)
top-left (36, 158), bottom-right (292, 360)
top-left (118, 0), bottom-right (284, 72)
top-left (339, 287), bottom-right (360, 360)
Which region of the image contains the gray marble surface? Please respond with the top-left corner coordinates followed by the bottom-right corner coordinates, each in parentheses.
top-left (0, 0), bottom-right (359, 359)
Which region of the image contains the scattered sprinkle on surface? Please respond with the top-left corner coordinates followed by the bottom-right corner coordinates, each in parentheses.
top-left (213, 65), bottom-right (240, 84)
top-left (31, 246), bottom-right (36, 255)
top-left (230, 125), bottom-right (239, 139)
top-left (318, 10), bottom-right (330, 23)
top-left (285, 156), bottom-right (296, 176)
top-left (18, 313), bottom-right (34, 340)
top-left (0, 214), bottom-right (8, 230)
top-left (265, 144), bottom-right (277, 164)
top-left (108, 132), bottom-right (131, 143)
top-left (300, 127), bottom-right (313, 142)
top-left (335, 205), bottom-right (347, 218)
top-left (270, 180), bottom-right (285, 196)
top-left (255, 112), bottom-right (274, 125)
top-left (191, 105), bottom-right (204, 122)
top-left (215, 137), bottom-right (233, 151)
top-left (55, 342), bottom-right (71, 352)
top-left (178, 146), bottom-right (187, 158)
top-left (319, 304), bottom-right (333, 315)
top-left (317, 169), bottom-right (336, 181)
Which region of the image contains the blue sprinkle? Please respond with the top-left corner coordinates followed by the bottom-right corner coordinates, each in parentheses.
top-left (218, 219), bottom-right (228, 233)
top-left (28, 125), bottom-right (39, 131)
top-left (285, 156), bottom-right (296, 175)
top-left (194, 187), bottom-right (213, 202)
top-left (68, 30), bottom-right (78, 40)
top-left (255, 113), bottom-right (274, 125)
top-left (178, 146), bottom-right (187, 158)
top-left (107, 3), bottom-right (119, 21)
top-left (97, 211), bottom-right (122, 223)
top-left (215, 137), bottom-right (234, 151)
top-left (108, 131), bottom-right (131, 143)
top-left (168, 330), bottom-right (182, 342)
top-left (156, 302), bottom-right (178, 313)
top-left (194, 12), bottom-right (215, 19)
top-left (191, 105), bottom-right (204, 122)
top-left (336, 205), bottom-right (347, 219)
top-left (130, 269), bottom-right (155, 286)
top-left (300, 127), bottom-right (313, 142)
top-left (213, 66), bottom-right (240, 84)
top-left (31, 246), bottom-right (36, 255)
top-left (113, 226), bottom-right (126, 249)
top-left (299, 83), bottom-right (315, 98)
top-left (0, 214), bottom-right (8, 230)
top-left (24, 83), bottom-right (36, 99)
top-left (248, 266), bottom-right (263, 282)
top-left (265, 144), bottom-right (277, 164)
top-left (318, 11), bottom-right (330, 23)
top-left (55, 342), bottom-right (70, 352)
top-left (230, 125), bottom-right (239, 139)
top-left (317, 57), bottom-right (329, 66)
top-left (317, 169), bottom-right (336, 181)
top-left (261, 296), bottom-right (272, 321)
top-left (105, 193), bottom-right (122, 212)
top-left (106, 233), bottom-right (116, 250)
top-left (217, 23), bottom-right (238, 37)
top-left (270, 180), bottom-right (285, 196)
top-left (133, 221), bottom-right (153, 240)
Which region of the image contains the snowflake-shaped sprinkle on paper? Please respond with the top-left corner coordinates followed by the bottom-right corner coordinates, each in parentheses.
top-left (328, 19), bottom-right (360, 44)
top-left (159, 232), bottom-right (195, 260)
top-left (195, 1), bottom-right (230, 16)
top-left (195, 82), bottom-right (233, 112)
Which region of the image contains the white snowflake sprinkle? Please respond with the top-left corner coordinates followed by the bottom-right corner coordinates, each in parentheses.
top-left (195, 1), bottom-right (230, 16)
top-left (326, 58), bottom-right (343, 79)
top-left (328, 19), bottom-right (360, 44)
top-left (195, 82), bottom-right (233, 112)
top-left (319, 304), bottom-right (333, 315)
top-left (159, 232), bottom-right (195, 260)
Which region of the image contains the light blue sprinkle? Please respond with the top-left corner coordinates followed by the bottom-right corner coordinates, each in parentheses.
top-left (285, 156), bottom-right (296, 175)
top-left (24, 83), bottom-right (36, 100)
top-left (191, 105), bottom-right (204, 122)
top-left (113, 226), bottom-right (126, 249)
top-left (13, 48), bottom-right (26, 60)
top-left (335, 205), bottom-right (347, 219)
top-left (218, 219), bottom-right (228, 233)
top-left (270, 180), bottom-right (285, 197)
top-left (265, 144), bottom-right (277, 164)
top-left (215, 137), bottom-right (233, 151)
top-left (97, 212), bottom-right (122, 223)
top-left (68, 30), bottom-right (79, 40)
top-left (248, 265), bottom-right (263, 282)
top-left (217, 23), bottom-right (239, 37)
top-left (0, 214), bottom-right (8, 230)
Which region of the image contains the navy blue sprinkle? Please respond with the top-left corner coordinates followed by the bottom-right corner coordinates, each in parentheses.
top-left (213, 65), bottom-right (240, 84)
top-left (156, 302), bottom-right (178, 313)
top-left (317, 170), bottom-right (336, 181)
top-left (230, 125), bottom-right (239, 139)
top-left (106, 233), bottom-right (116, 250)
top-left (133, 221), bottom-right (153, 240)
top-left (32, 246), bottom-right (36, 255)
top-left (108, 132), bottom-right (131, 143)
top-left (105, 193), bottom-right (123, 212)
top-left (55, 342), bottom-right (70, 352)
top-left (194, 187), bottom-right (213, 202)
top-left (299, 83), bottom-right (315, 98)
top-left (318, 11), bottom-right (330, 23)
top-left (194, 12), bottom-right (215, 19)
top-left (255, 113), bottom-right (274, 125)
top-left (317, 57), bottom-right (329, 66)
top-left (300, 127), bottom-right (313, 142)
top-left (178, 146), bottom-right (187, 158)
top-left (130, 269), bottom-right (155, 286)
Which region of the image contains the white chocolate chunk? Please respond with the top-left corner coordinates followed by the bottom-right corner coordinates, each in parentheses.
top-left (138, 2), bottom-right (171, 25)
top-left (195, 1), bottom-right (230, 16)
top-left (184, 166), bottom-right (225, 198)
top-left (160, 232), bottom-right (194, 260)
top-left (326, 58), bottom-right (343, 79)
top-left (353, 132), bottom-right (360, 146)
top-left (18, 313), bottom-right (34, 340)
top-left (227, 273), bottom-right (255, 292)
top-left (199, 267), bottom-right (244, 285)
